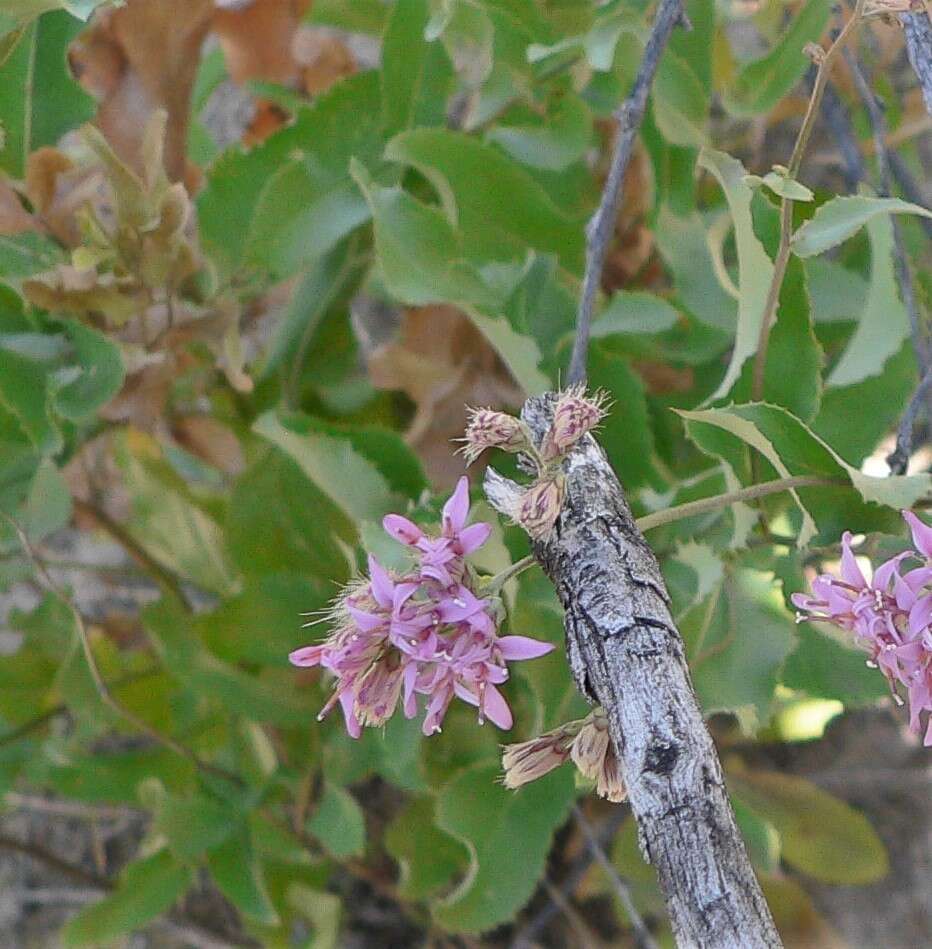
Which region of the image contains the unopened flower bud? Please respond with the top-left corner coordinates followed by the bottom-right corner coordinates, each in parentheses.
top-left (803, 41), bottom-right (825, 65)
top-left (514, 476), bottom-right (565, 540)
top-left (540, 386), bottom-right (609, 461)
top-left (461, 407), bottom-right (530, 464)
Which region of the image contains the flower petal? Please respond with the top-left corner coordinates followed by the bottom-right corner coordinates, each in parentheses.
top-left (339, 690), bottom-right (362, 739)
top-left (482, 683), bottom-right (513, 729)
top-left (497, 635), bottom-right (555, 661)
top-left (839, 532), bottom-right (867, 588)
top-left (383, 514), bottom-right (424, 546)
top-left (457, 522), bottom-right (491, 555)
top-left (442, 476), bottom-right (470, 536)
top-left (289, 645), bottom-right (325, 667)
top-left (368, 555), bottom-right (395, 609)
top-left (903, 510), bottom-right (932, 559)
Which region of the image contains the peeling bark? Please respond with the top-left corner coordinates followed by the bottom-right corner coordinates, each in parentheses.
top-left (902, 10), bottom-right (932, 116)
top-left (485, 394), bottom-right (782, 949)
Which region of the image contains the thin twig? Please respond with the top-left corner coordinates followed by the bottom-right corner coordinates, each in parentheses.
top-left (901, 9), bottom-right (932, 116)
top-left (1, 513), bottom-right (240, 787)
top-left (5, 793), bottom-right (142, 821)
top-left (511, 807), bottom-right (629, 948)
top-left (888, 150), bottom-right (932, 239)
top-left (635, 475), bottom-right (841, 533)
top-left (751, 0), bottom-right (866, 400)
top-left (567, 0), bottom-right (688, 385)
top-left (573, 805), bottom-right (658, 949)
top-left (71, 497), bottom-right (191, 608)
top-left (887, 366), bottom-right (932, 473)
top-left (0, 831), bottom-right (110, 888)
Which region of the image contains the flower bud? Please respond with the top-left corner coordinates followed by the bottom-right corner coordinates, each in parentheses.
top-left (461, 407), bottom-right (530, 464)
top-left (501, 721), bottom-right (581, 789)
top-left (514, 476), bottom-right (565, 540)
top-left (540, 386), bottom-right (608, 461)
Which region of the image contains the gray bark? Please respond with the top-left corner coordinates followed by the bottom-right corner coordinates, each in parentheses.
top-left (902, 11), bottom-right (932, 116)
top-left (485, 394), bottom-right (782, 949)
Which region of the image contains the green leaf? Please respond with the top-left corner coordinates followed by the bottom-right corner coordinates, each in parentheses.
top-left (723, 0), bottom-right (831, 117)
top-left (682, 569), bottom-right (796, 728)
top-left (384, 796), bottom-right (470, 901)
top-left (0, 10), bottom-right (94, 177)
top-left (792, 194), bottom-right (932, 258)
top-left (306, 782), bottom-right (366, 859)
top-left (155, 790), bottom-right (237, 861)
top-left (591, 291), bottom-right (681, 337)
top-left (384, 128), bottom-right (584, 271)
top-left (0, 231), bottom-right (64, 279)
top-left (51, 318), bottom-right (124, 419)
top-left (826, 213), bottom-right (910, 387)
top-left (208, 826), bottom-right (280, 926)
top-left (697, 148), bottom-right (774, 401)
top-left (116, 430), bottom-right (240, 596)
top-left (758, 170), bottom-right (813, 202)
top-left (381, 0), bottom-right (453, 135)
top-left (728, 769), bottom-right (889, 884)
top-left (63, 850), bottom-right (191, 946)
top-left (0, 342), bottom-right (59, 453)
top-left (653, 48), bottom-right (708, 148)
top-left (198, 72), bottom-right (383, 278)
top-left (678, 402), bottom-right (932, 545)
top-left (226, 448), bottom-right (354, 582)
top-left (254, 410), bottom-right (424, 525)
top-left (434, 762), bottom-right (574, 933)
top-left (486, 93), bottom-right (592, 171)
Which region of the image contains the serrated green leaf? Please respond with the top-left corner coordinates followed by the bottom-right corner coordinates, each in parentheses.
top-left (760, 171), bottom-right (813, 202)
top-left (723, 0), bottom-right (831, 117)
top-left (434, 762), bottom-right (574, 933)
top-left (63, 850), bottom-right (191, 946)
top-left (679, 402), bottom-right (932, 545)
top-left (792, 195), bottom-right (932, 258)
top-left (728, 768), bottom-right (889, 884)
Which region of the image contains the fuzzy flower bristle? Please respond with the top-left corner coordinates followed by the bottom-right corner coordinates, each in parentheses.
top-left (540, 385), bottom-right (611, 462)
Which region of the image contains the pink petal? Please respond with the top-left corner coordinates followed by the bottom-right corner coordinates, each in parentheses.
top-left (442, 476), bottom-right (470, 536)
top-left (924, 718), bottom-right (932, 747)
top-left (346, 606), bottom-right (385, 632)
top-left (383, 514), bottom-right (424, 546)
top-left (368, 555), bottom-right (395, 608)
top-left (457, 522), bottom-right (491, 555)
top-left (873, 552), bottom-right (909, 591)
top-left (903, 510), bottom-right (932, 559)
top-left (908, 594), bottom-right (932, 636)
top-left (840, 532), bottom-right (867, 588)
top-left (482, 683), bottom-right (513, 729)
top-left (437, 587), bottom-right (486, 622)
top-left (339, 690), bottom-right (362, 739)
top-left (497, 635), bottom-right (555, 661)
top-left (289, 645), bottom-right (325, 667)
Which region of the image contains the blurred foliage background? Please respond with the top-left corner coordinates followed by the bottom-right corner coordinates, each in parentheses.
top-left (0, 0), bottom-right (930, 945)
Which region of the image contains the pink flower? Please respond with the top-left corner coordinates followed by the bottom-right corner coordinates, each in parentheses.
top-left (794, 512), bottom-right (932, 746)
top-left (540, 386), bottom-right (609, 462)
top-left (460, 408), bottom-right (530, 465)
top-left (290, 477), bottom-right (553, 738)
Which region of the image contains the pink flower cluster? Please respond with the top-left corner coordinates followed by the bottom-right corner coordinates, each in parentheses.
top-left (289, 477), bottom-right (554, 738)
top-left (793, 511), bottom-right (932, 746)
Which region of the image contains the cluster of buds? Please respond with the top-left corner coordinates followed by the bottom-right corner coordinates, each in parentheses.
top-left (290, 477), bottom-right (554, 738)
top-left (461, 386), bottom-right (609, 540)
top-left (793, 511), bottom-right (932, 746)
top-left (501, 708), bottom-right (625, 801)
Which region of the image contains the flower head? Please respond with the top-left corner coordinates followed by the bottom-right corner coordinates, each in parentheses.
top-left (540, 386), bottom-right (609, 462)
top-left (512, 476), bottom-right (566, 540)
top-left (290, 476), bottom-right (553, 738)
top-left (793, 512), bottom-right (932, 746)
top-left (501, 708), bottom-right (627, 801)
top-left (461, 407), bottom-right (530, 465)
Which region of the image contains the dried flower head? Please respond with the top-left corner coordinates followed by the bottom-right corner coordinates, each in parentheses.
top-left (540, 385), bottom-right (610, 462)
top-left (460, 407), bottom-right (530, 465)
top-left (501, 708), bottom-right (626, 802)
top-left (513, 475), bottom-right (566, 540)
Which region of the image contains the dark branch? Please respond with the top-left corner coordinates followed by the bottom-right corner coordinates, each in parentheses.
top-left (902, 10), bottom-right (932, 116)
top-left (567, 0), bottom-right (688, 385)
top-left (887, 366), bottom-right (932, 474)
top-left (485, 398), bottom-right (782, 948)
